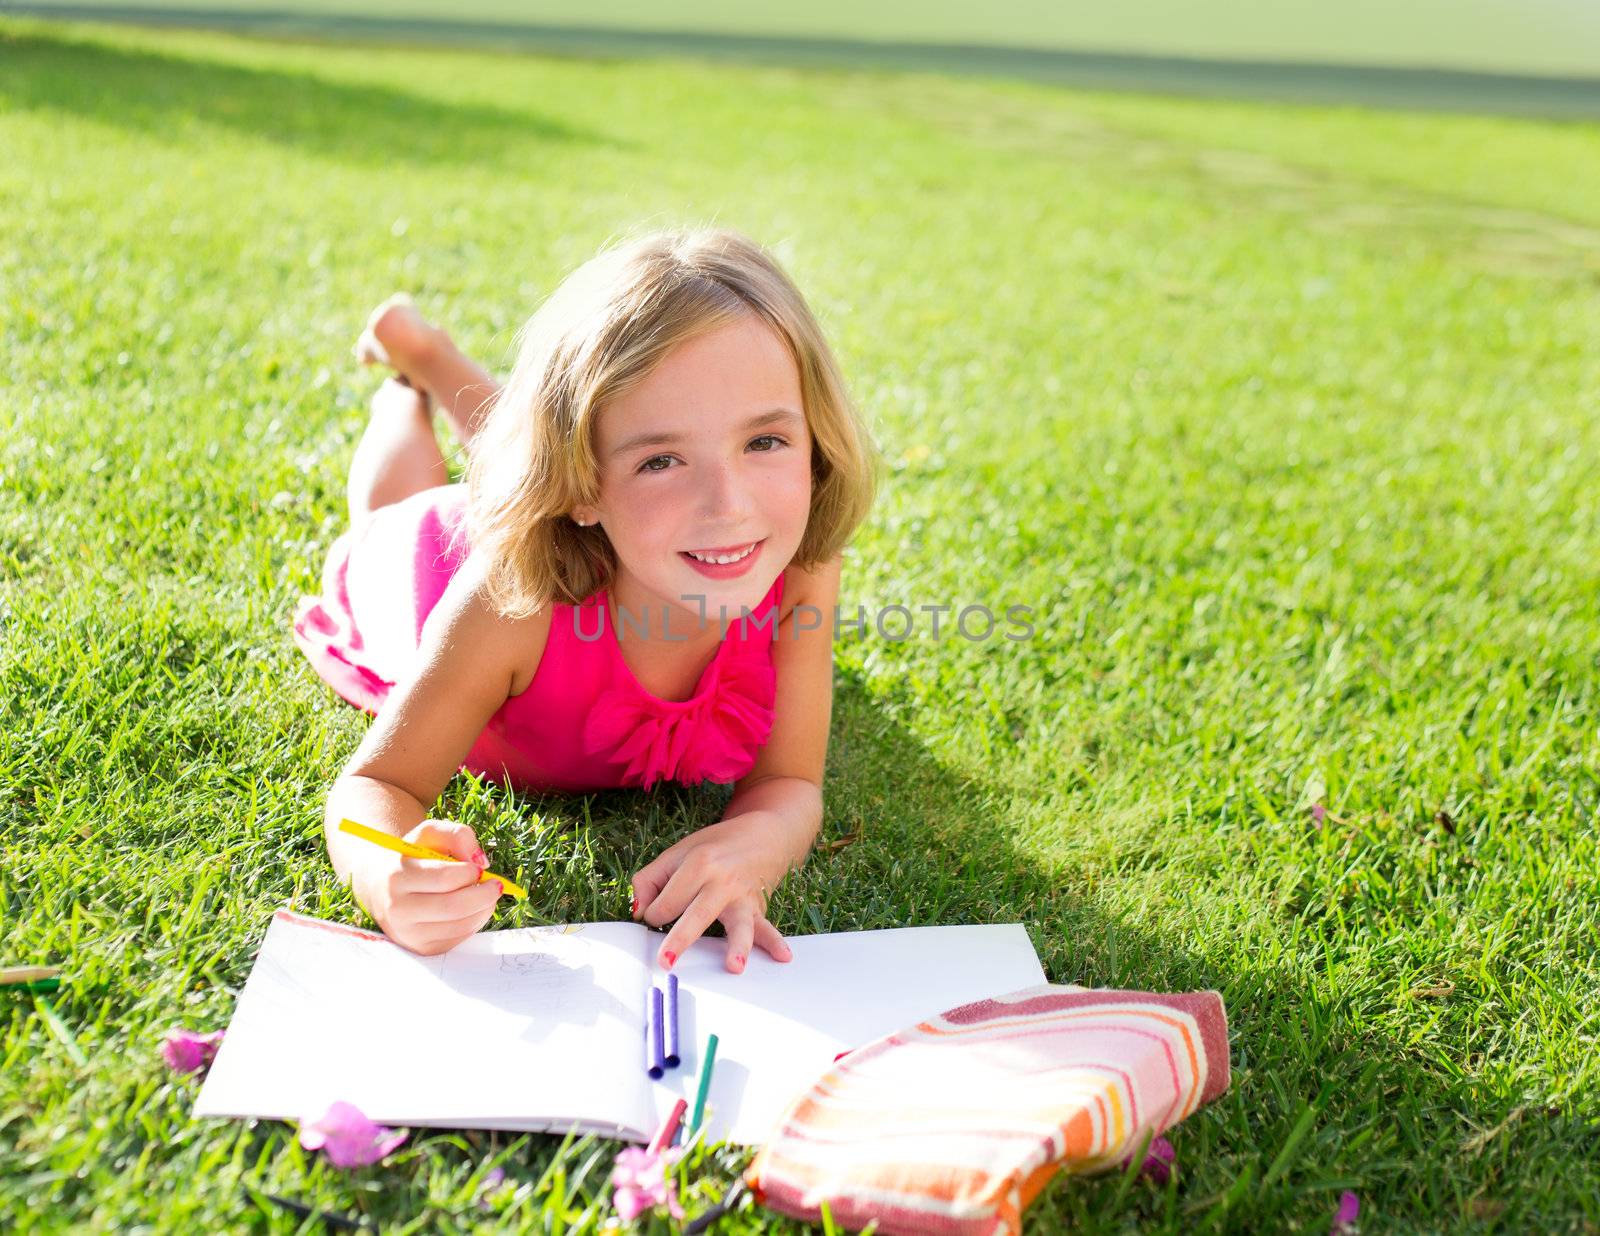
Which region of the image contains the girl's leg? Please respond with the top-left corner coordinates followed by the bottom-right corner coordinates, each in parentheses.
top-left (356, 296), bottom-right (503, 455)
top-left (346, 378), bottom-right (449, 524)
top-left (404, 335), bottom-right (501, 455)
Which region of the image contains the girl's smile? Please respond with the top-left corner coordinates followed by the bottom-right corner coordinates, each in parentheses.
top-left (679, 538), bottom-right (764, 577)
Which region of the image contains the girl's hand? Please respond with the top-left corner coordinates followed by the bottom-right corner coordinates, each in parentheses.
top-left (631, 815), bottom-right (798, 974)
top-left (351, 819), bottom-right (506, 956)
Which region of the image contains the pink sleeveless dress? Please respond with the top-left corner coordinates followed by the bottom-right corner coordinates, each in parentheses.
top-left (292, 483), bottom-right (785, 793)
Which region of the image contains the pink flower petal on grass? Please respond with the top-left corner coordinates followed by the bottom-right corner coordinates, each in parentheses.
top-left (299, 1101), bottom-right (409, 1168)
top-left (1119, 1134), bottom-right (1177, 1186)
top-left (161, 1028), bottom-right (225, 1075)
top-left (1142, 1136), bottom-right (1177, 1185)
top-left (1331, 1190), bottom-right (1360, 1234)
top-left (613, 1183), bottom-right (649, 1223)
top-left (477, 1165), bottom-right (507, 1211)
top-left (1311, 803), bottom-right (1327, 826)
top-left (609, 1145), bottom-right (684, 1220)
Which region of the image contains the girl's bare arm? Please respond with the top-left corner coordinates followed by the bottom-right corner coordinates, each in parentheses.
top-left (323, 555), bottom-right (551, 885)
top-left (631, 553), bottom-right (842, 972)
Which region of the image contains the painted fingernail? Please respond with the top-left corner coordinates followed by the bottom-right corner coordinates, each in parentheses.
top-left (630, 897), bottom-right (639, 916)
top-left (732, 954), bottom-right (745, 971)
top-left (493, 880), bottom-right (505, 895)
top-left (471, 849), bottom-right (487, 867)
top-left (662, 951), bottom-right (677, 969)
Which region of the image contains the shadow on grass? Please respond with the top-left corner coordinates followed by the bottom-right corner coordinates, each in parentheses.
top-left (427, 668), bottom-right (1577, 1230)
top-left (0, 24), bottom-right (618, 167)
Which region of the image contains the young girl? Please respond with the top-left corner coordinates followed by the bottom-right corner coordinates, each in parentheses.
top-left (294, 228), bottom-right (880, 974)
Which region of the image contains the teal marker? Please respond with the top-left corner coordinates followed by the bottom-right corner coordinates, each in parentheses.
top-left (688, 1033), bottom-right (719, 1135)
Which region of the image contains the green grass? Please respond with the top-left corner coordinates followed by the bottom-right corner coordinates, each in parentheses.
top-left (2, 16), bottom-right (1598, 1233)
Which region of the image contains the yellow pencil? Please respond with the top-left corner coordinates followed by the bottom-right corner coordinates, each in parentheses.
top-left (338, 818), bottom-right (527, 899)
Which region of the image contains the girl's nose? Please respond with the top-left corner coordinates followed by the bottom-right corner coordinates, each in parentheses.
top-left (699, 459), bottom-right (755, 521)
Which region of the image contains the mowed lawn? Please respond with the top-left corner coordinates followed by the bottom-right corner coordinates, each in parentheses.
top-left (2, 17), bottom-right (1598, 1232)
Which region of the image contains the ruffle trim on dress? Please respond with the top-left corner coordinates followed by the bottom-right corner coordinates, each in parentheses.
top-left (581, 651), bottom-right (777, 789)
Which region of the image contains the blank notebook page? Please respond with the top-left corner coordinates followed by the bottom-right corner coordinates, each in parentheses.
top-left (196, 914), bottom-right (654, 1137)
top-left (659, 924), bottom-right (1047, 1144)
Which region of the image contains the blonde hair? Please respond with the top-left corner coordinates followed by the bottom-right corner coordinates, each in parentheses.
top-left (465, 227), bottom-right (881, 617)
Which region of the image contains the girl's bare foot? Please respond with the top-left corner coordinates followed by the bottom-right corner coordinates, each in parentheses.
top-left (354, 297), bottom-right (500, 454)
top-left (354, 294), bottom-right (444, 392)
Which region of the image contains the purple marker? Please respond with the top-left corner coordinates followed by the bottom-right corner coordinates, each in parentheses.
top-left (645, 986), bottom-right (664, 1079)
top-left (665, 973), bottom-right (681, 1068)
top-left (649, 985), bottom-right (666, 1078)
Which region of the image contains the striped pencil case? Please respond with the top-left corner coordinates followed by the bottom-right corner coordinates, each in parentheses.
top-left (744, 984), bottom-right (1231, 1236)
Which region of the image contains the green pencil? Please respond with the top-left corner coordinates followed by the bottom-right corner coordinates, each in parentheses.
top-left (688, 1033), bottom-right (719, 1135)
top-left (8, 978), bottom-right (61, 995)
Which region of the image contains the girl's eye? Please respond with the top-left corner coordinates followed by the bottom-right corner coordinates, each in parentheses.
top-left (635, 435), bottom-right (787, 474)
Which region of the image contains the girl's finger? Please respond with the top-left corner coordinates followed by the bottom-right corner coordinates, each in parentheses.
top-left (630, 843), bottom-right (692, 921)
top-left (396, 820), bottom-right (487, 892)
top-left (655, 890), bottom-right (726, 970)
top-left (404, 877), bottom-right (504, 925)
top-left (398, 856), bottom-right (485, 893)
top-left (637, 860), bottom-right (709, 931)
top-left (630, 870), bottom-right (667, 921)
top-left (409, 819), bottom-right (485, 866)
top-left (753, 916), bottom-right (793, 963)
top-left (400, 899), bottom-right (499, 953)
top-left (722, 909), bottom-right (756, 974)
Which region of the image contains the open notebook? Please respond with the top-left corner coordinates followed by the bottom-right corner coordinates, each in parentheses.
top-left (195, 909), bottom-right (1046, 1146)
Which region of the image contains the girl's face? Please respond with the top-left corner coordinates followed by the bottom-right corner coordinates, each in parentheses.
top-left (580, 313), bottom-right (813, 623)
